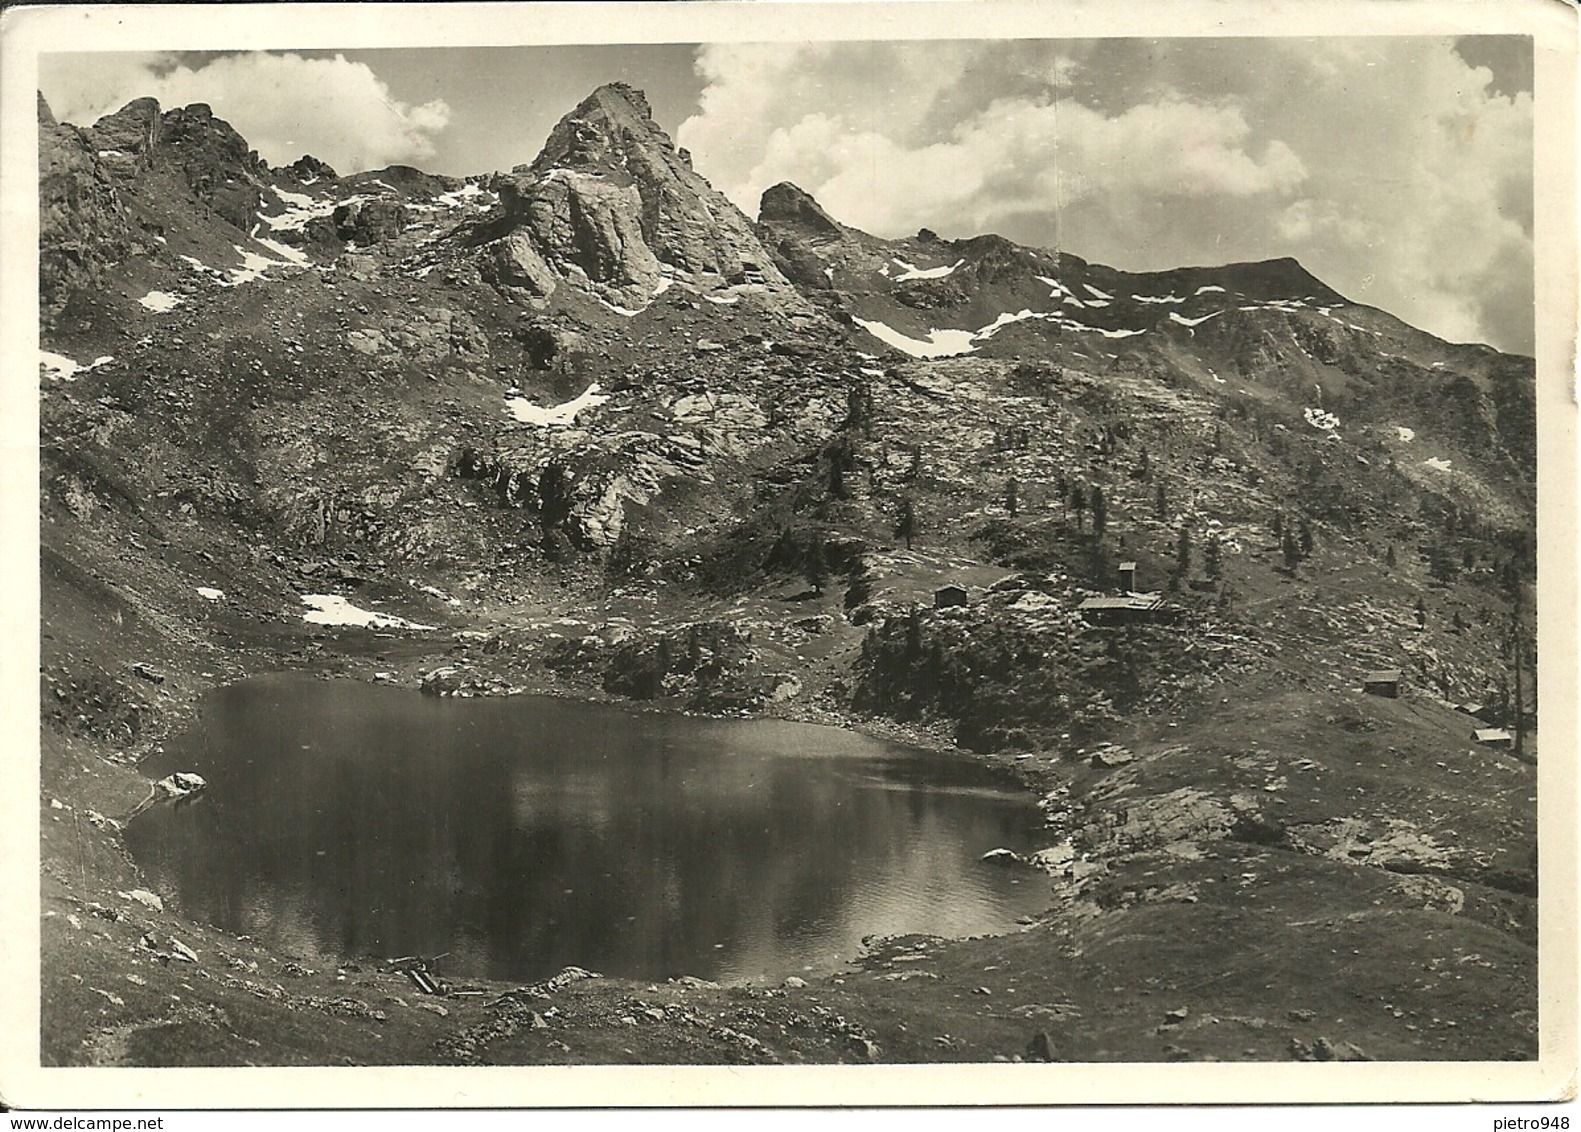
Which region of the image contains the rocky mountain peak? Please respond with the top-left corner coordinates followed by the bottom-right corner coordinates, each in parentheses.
top-left (585, 80), bottom-right (655, 120)
top-left (88, 97), bottom-right (164, 173)
top-left (528, 81), bottom-right (668, 176)
top-left (478, 82), bottom-right (800, 313)
top-left (1219, 256), bottom-right (1346, 304)
top-left (155, 102), bottom-right (268, 231)
top-left (282, 154), bottom-right (338, 182)
top-left (758, 182), bottom-right (844, 239)
top-left (159, 102), bottom-right (261, 168)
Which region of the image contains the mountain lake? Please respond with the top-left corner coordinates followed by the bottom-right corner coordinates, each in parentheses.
top-left (126, 674), bottom-right (1051, 985)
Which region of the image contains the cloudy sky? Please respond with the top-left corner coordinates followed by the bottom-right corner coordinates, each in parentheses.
top-left (40, 38), bottom-right (1533, 353)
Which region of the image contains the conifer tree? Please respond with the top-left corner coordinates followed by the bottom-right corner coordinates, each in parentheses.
top-left (805, 537), bottom-right (828, 596)
top-left (1281, 529), bottom-right (1301, 571)
top-left (896, 496), bottom-right (917, 550)
top-left (904, 605), bottom-right (924, 658)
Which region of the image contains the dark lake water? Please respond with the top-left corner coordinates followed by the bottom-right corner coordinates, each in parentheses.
top-left (127, 674), bottom-right (1049, 984)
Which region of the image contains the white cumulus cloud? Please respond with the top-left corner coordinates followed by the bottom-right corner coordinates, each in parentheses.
top-left (41, 52), bottom-right (451, 174)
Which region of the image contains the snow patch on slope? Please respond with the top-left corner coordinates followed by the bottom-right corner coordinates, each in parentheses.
top-left (261, 186), bottom-right (365, 233)
top-left (892, 257), bottom-right (963, 282)
top-left (506, 384), bottom-right (610, 426)
top-left (975, 309), bottom-right (1051, 339)
top-left (138, 291), bottom-right (182, 312)
top-left (229, 249), bottom-right (285, 285)
top-left (853, 317), bottom-right (978, 358)
top-left (40, 350), bottom-right (113, 380)
top-left (301, 594), bottom-right (434, 631)
top-left (435, 183), bottom-right (488, 208)
top-left (253, 235), bottom-right (311, 267)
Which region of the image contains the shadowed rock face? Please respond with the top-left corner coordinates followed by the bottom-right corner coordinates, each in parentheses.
top-left (760, 182), bottom-right (845, 239)
top-left (324, 198), bottom-right (409, 245)
top-left (87, 97), bottom-right (164, 178)
top-left (82, 96), bottom-right (268, 233)
top-left (283, 154), bottom-right (337, 182)
top-left (38, 97), bottom-right (135, 324)
top-left (157, 103), bottom-right (268, 231)
top-left (484, 82), bottom-right (797, 309)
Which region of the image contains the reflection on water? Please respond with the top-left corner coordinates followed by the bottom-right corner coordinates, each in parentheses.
top-left (127, 674), bottom-right (1049, 983)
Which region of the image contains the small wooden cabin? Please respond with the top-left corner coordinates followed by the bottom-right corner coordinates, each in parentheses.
top-left (1078, 594), bottom-right (1170, 626)
top-left (934, 584), bottom-right (969, 609)
top-left (1362, 669), bottom-right (1402, 698)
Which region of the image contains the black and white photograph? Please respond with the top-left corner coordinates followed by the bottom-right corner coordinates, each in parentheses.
top-left (2, 0), bottom-right (1575, 1111)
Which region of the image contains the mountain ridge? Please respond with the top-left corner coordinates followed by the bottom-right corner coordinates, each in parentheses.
top-left (44, 88), bottom-right (1498, 357)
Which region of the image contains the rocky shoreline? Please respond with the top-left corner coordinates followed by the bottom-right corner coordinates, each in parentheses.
top-left (43, 573), bottom-right (1538, 1067)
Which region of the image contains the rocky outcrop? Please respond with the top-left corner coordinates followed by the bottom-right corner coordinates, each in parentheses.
top-left (496, 168), bottom-right (661, 300)
top-left (478, 83), bottom-right (796, 310)
top-left (281, 154), bottom-right (337, 182)
top-left (319, 198), bottom-right (409, 245)
top-left (86, 97), bottom-right (163, 179)
top-left (479, 230), bottom-right (560, 300)
top-left (601, 621), bottom-right (760, 706)
top-left (759, 182), bottom-right (844, 239)
top-left (756, 183), bottom-right (852, 290)
top-left (159, 103), bottom-right (267, 231)
top-left (39, 97), bottom-right (135, 324)
top-left (341, 306), bottom-right (488, 364)
top-left (78, 98), bottom-right (269, 232)
top-left (40, 95), bottom-right (277, 317)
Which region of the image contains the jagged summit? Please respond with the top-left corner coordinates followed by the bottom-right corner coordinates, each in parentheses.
top-left (527, 81), bottom-right (663, 175)
top-left (89, 97), bottom-right (164, 171)
top-left (759, 182), bottom-right (844, 239)
top-left (282, 154), bottom-right (337, 182)
top-left (477, 82), bottom-right (800, 312)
